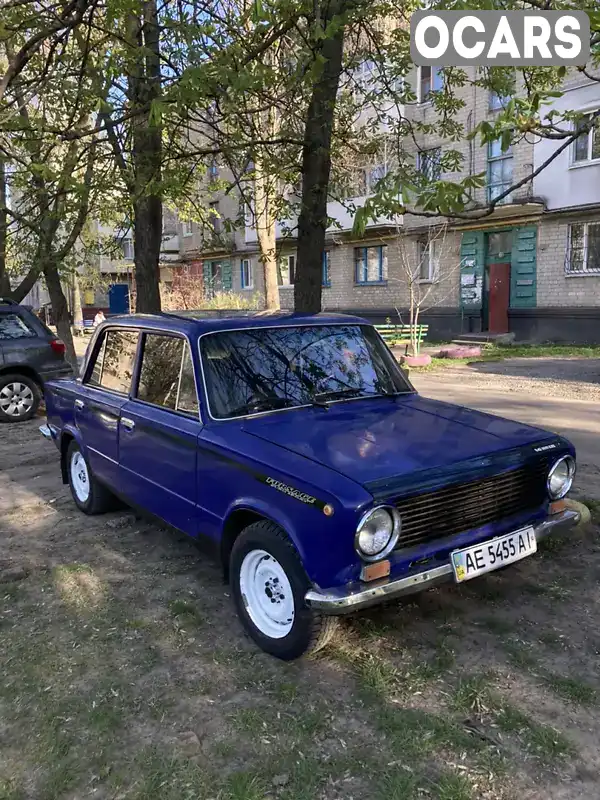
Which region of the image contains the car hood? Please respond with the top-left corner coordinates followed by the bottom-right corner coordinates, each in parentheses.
top-left (241, 393), bottom-right (557, 491)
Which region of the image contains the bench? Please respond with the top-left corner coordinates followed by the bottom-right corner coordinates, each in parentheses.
top-left (375, 324), bottom-right (429, 355)
top-left (73, 319), bottom-right (95, 336)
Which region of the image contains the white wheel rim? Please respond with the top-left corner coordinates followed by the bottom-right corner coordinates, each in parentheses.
top-left (0, 382), bottom-right (34, 416)
top-left (70, 451), bottom-right (90, 502)
top-left (239, 549), bottom-right (295, 639)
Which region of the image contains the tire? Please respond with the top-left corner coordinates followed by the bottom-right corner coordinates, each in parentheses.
top-left (66, 440), bottom-right (115, 514)
top-left (230, 520), bottom-right (338, 661)
top-left (0, 373), bottom-right (41, 423)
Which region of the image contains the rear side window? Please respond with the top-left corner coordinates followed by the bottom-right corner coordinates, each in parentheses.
top-left (86, 329), bottom-right (139, 394)
top-left (0, 313), bottom-right (35, 340)
top-left (136, 333), bottom-right (199, 415)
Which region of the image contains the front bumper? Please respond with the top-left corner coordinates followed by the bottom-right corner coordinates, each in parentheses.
top-left (305, 508), bottom-right (580, 615)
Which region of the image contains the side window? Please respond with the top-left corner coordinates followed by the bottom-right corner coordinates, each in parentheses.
top-left (0, 313), bottom-right (35, 340)
top-left (86, 329), bottom-right (138, 394)
top-left (136, 334), bottom-right (199, 415)
top-left (177, 343), bottom-right (199, 415)
top-left (137, 334), bottom-right (184, 410)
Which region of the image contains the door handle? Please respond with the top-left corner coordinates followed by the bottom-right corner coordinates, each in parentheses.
top-left (121, 417), bottom-right (135, 432)
top-left (74, 399), bottom-right (85, 410)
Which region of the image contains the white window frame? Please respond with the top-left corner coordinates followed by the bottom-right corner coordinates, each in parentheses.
top-left (417, 238), bottom-right (439, 283)
top-left (418, 66), bottom-right (443, 104)
top-left (121, 237), bottom-right (134, 260)
top-left (240, 257), bottom-right (253, 289)
top-left (182, 220), bottom-right (193, 237)
top-left (571, 112), bottom-right (600, 166)
top-left (566, 222), bottom-right (600, 276)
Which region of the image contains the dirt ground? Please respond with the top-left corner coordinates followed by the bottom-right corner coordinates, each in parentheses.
top-left (1, 362), bottom-right (600, 800)
top-left (414, 358), bottom-right (600, 502)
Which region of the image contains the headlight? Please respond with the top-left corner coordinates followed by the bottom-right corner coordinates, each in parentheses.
top-left (547, 455), bottom-right (575, 499)
top-left (355, 506), bottom-right (401, 562)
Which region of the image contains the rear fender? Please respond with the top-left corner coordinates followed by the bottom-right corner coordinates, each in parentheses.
top-left (59, 424), bottom-right (85, 484)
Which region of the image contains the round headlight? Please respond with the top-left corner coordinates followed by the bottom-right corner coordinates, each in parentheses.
top-left (547, 455), bottom-right (575, 500)
top-left (355, 506), bottom-right (400, 562)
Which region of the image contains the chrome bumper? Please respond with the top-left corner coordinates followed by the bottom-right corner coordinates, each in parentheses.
top-left (39, 424), bottom-right (53, 440)
top-left (305, 508), bottom-right (581, 615)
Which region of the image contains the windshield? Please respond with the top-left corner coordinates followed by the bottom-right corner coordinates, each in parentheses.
top-left (200, 324), bottom-right (412, 419)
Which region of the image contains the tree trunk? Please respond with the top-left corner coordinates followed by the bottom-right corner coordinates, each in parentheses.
top-left (72, 272), bottom-right (83, 328)
top-left (0, 158), bottom-right (10, 297)
top-left (43, 261), bottom-right (77, 368)
top-left (128, 1), bottom-right (162, 314)
top-left (254, 158), bottom-right (279, 310)
top-left (294, 5), bottom-right (346, 313)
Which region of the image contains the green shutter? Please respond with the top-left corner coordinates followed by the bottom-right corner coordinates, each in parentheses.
top-left (510, 226), bottom-right (537, 308)
top-left (203, 261), bottom-right (212, 291)
top-left (459, 231), bottom-right (485, 310)
top-left (221, 261), bottom-right (232, 291)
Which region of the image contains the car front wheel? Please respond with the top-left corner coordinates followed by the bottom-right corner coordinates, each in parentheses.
top-left (67, 440), bottom-right (115, 514)
top-left (0, 374), bottom-right (40, 422)
top-left (230, 520), bottom-right (338, 660)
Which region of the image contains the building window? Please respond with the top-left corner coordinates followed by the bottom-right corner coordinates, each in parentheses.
top-left (417, 237), bottom-right (438, 282)
top-left (487, 139), bottom-right (513, 203)
top-left (322, 251), bottom-right (331, 287)
top-left (278, 254), bottom-right (295, 286)
top-left (208, 201), bottom-right (221, 234)
top-left (241, 258), bottom-right (253, 289)
top-left (354, 245), bottom-right (388, 284)
top-left (418, 66), bottom-right (443, 103)
top-left (490, 91), bottom-right (507, 111)
top-left (208, 158), bottom-right (219, 181)
top-left (121, 237), bottom-right (134, 259)
top-left (182, 220), bottom-right (193, 237)
top-left (573, 114), bottom-right (600, 163)
top-left (566, 222), bottom-right (600, 275)
top-left (417, 147), bottom-right (441, 181)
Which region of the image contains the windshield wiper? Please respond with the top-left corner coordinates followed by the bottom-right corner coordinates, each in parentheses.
top-left (314, 388), bottom-right (400, 403)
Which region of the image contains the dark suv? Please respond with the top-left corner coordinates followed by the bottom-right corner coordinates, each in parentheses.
top-left (0, 298), bottom-right (73, 422)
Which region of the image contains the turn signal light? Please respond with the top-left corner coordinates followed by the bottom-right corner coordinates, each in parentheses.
top-left (360, 560), bottom-right (391, 582)
top-left (50, 339), bottom-right (66, 355)
top-left (550, 500), bottom-right (566, 515)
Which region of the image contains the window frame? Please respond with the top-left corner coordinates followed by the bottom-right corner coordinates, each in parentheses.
top-left (182, 220), bottom-right (194, 237)
top-left (240, 257), bottom-right (253, 290)
top-left (354, 245), bottom-right (388, 285)
top-left (418, 66), bottom-right (443, 103)
top-left (487, 139), bottom-right (514, 204)
top-left (571, 112), bottom-right (600, 165)
top-left (416, 237), bottom-right (439, 283)
top-left (565, 222), bottom-right (600, 276)
top-left (322, 251), bottom-right (331, 288)
top-left (417, 147), bottom-right (442, 181)
top-left (83, 327), bottom-right (140, 397)
top-left (277, 254), bottom-right (296, 286)
top-left (133, 331), bottom-right (201, 418)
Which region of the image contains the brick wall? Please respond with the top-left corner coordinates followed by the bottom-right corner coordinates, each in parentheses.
top-left (536, 215), bottom-right (600, 307)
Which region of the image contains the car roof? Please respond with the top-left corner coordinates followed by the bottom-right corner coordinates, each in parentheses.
top-left (102, 311), bottom-right (371, 335)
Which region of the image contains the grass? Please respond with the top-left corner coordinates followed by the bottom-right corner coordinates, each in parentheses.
top-left (451, 674), bottom-right (494, 717)
top-left (414, 343), bottom-right (600, 371)
top-left (542, 674), bottom-right (597, 706)
top-left (496, 705), bottom-right (576, 762)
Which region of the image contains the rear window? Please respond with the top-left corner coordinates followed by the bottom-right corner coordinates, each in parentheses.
top-left (0, 313), bottom-right (35, 340)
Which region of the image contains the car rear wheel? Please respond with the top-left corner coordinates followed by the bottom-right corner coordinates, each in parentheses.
top-left (0, 373), bottom-right (40, 423)
top-left (67, 440), bottom-right (115, 514)
top-left (230, 520), bottom-right (338, 660)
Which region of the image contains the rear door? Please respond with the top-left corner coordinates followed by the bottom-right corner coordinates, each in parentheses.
top-left (75, 327), bottom-right (140, 488)
top-left (118, 332), bottom-right (201, 534)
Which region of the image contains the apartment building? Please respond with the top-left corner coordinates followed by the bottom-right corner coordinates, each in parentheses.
top-left (173, 66), bottom-right (600, 343)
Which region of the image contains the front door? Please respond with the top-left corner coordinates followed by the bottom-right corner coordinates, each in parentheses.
top-left (484, 230), bottom-right (513, 334)
top-left (488, 262), bottom-right (511, 333)
top-left (76, 327), bottom-right (140, 487)
top-left (118, 331), bottom-right (201, 534)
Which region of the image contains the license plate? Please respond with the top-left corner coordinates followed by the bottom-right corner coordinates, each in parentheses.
top-left (451, 527), bottom-right (537, 583)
